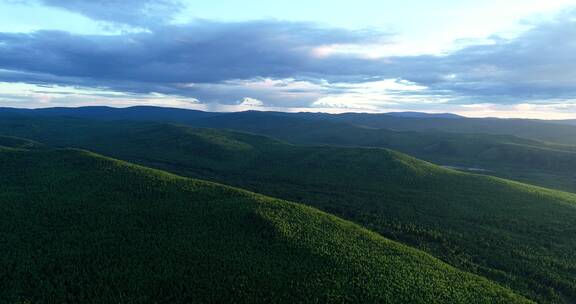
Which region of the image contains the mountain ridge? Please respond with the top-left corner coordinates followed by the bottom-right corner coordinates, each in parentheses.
top-left (0, 144), bottom-right (530, 303)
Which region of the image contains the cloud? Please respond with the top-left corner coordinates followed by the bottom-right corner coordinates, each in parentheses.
top-left (0, 21), bottom-right (388, 82)
top-left (0, 20), bottom-right (391, 101)
top-left (0, 81), bottom-right (199, 109)
top-left (30, 0), bottom-right (184, 27)
top-left (390, 9), bottom-right (576, 103)
top-left (0, 9), bottom-right (576, 112)
top-left (309, 79), bottom-right (451, 112)
top-left (238, 97), bottom-right (264, 107)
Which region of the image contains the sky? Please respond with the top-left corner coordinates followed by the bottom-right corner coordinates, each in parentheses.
top-left (1, 0), bottom-right (576, 118)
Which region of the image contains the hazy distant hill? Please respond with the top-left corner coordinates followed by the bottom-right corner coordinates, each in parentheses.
top-left (287, 111), bottom-right (576, 145)
top-left (383, 111), bottom-right (464, 119)
top-left (0, 106), bottom-right (217, 123)
top-left (0, 119), bottom-right (574, 303)
top-left (5, 106), bottom-right (576, 145)
top-left (188, 111), bottom-right (576, 170)
top-left (184, 111), bottom-right (576, 191)
top-left (4, 108), bottom-right (576, 180)
top-left (0, 140), bottom-right (530, 303)
top-left (550, 119), bottom-right (576, 126)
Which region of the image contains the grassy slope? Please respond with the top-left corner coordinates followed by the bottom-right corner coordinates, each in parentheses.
top-left (0, 120), bottom-right (574, 303)
top-left (0, 145), bottom-right (529, 304)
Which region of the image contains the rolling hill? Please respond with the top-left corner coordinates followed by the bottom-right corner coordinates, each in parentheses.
top-left (0, 119), bottom-right (574, 303)
top-left (187, 111), bottom-right (576, 170)
top-left (289, 112), bottom-right (576, 145)
top-left (187, 111), bottom-right (576, 191)
top-left (0, 140), bottom-right (529, 304)
top-left (0, 106), bottom-right (216, 123)
top-left (3, 111), bottom-right (576, 192)
top-left (4, 106), bottom-right (576, 145)
top-left (379, 111), bottom-right (463, 119)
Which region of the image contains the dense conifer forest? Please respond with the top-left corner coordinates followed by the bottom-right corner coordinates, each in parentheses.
top-left (0, 143), bottom-right (530, 303)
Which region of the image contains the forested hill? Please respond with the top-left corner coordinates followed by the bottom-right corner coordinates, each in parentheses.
top-left (3, 106), bottom-right (576, 144)
top-left (0, 141), bottom-right (529, 303)
top-left (5, 108), bottom-right (576, 194)
top-left (0, 120), bottom-right (574, 303)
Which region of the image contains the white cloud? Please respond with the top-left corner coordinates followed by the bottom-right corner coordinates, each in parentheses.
top-left (455, 101), bottom-right (576, 119)
top-left (238, 97), bottom-right (264, 107)
top-left (311, 79), bottom-right (433, 111)
top-left (0, 82), bottom-right (199, 108)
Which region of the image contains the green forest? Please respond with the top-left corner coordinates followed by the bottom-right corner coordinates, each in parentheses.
top-left (1, 108), bottom-right (576, 303)
top-left (0, 143), bottom-right (529, 303)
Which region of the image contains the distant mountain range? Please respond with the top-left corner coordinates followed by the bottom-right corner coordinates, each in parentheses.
top-left (0, 107), bottom-right (464, 122)
top-left (383, 111), bottom-right (464, 119)
top-left (4, 106), bottom-right (576, 192)
top-left (2, 106), bottom-right (575, 140)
